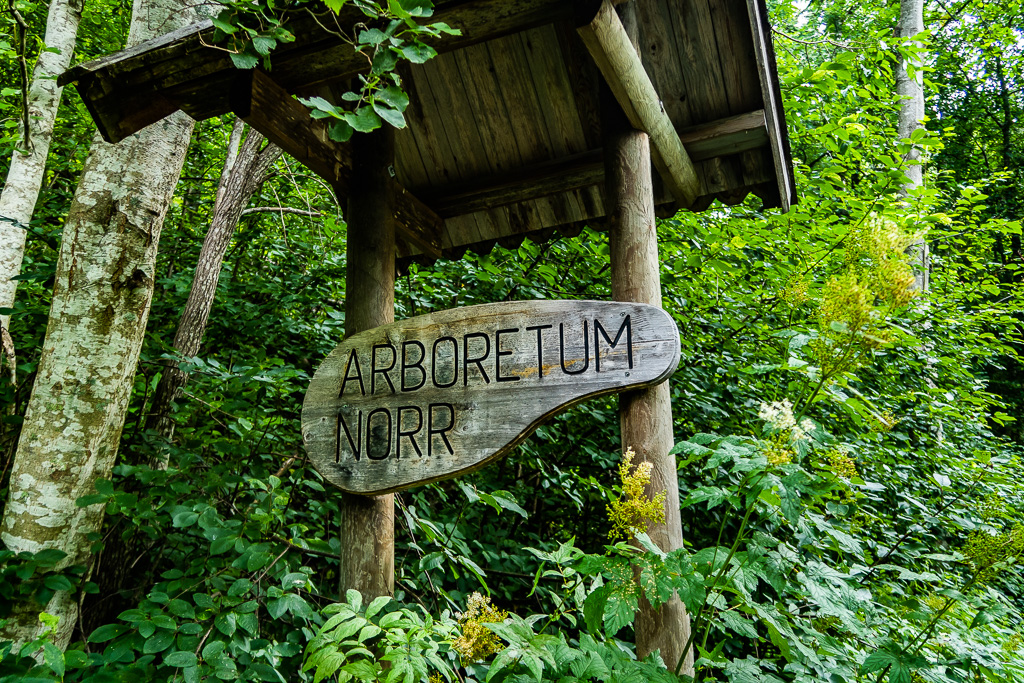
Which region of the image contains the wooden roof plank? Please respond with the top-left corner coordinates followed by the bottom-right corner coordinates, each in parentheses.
top-left (577, 0), bottom-right (700, 207)
top-left (635, 0), bottom-right (695, 128)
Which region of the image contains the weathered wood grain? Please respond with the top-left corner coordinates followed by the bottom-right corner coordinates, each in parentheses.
top-left (578, 0), bottom-right (700, 207)
top-left (341, 127), bottom-right (396, 601)
top-left (604, 4), bottom-right (691, 671)
top-left (302, 301), bottom-right (680, 495)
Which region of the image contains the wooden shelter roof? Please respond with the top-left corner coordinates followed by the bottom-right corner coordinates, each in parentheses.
top-left (61, 0), bottom-right (796, 265)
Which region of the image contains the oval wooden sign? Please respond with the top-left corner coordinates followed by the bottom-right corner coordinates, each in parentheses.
top-left (301, 300), bottom-right (680, 495)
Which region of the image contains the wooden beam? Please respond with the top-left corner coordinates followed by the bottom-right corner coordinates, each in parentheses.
top-left (230, 70), bottom-right (350, 189)
top-left (577, 0), bottom-right (700, 207)
top-left (421, 110), bottom-right (766, 220)
top-left (341, 127), bottom-right (396, 603)
top-left (230, 70), bottom-right (442, 259)
top-left (426, 149), bottom-right (604, 218)
top-left (677, 110), bottom-right (768, 161)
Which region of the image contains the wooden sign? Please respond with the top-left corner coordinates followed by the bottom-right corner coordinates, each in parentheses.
top-left (301, 300), bottom-right (680, 495)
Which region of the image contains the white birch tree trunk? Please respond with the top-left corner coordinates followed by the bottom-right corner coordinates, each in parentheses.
top-left (0, 0), bottom-right (197, 649)
top-left (897, 0), bottom-right (928, 291)
top-left (0, 0), bottom-right (84, 334)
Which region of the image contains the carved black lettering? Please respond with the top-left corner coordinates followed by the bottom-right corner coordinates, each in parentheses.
top-left (339, 349), bottom-right (365, 397)
top-left (494, 328), bottom-right (521, 383)
top-left (401, 340), bottom-right (426, 392)
top-left (463, 332), bottom-right (491, 385)
top-left (594, 315), bottom-right (633, 372)
top-left (337, 408), bottom-right (362, 462)
top-left (397, 405), bottom-right (423, 458)
top-left (371, 343), bottom-right (397, 394)
top-left (432, 337), bottom-right (459, 388)
top-left (526, 324), bottom-right (552, 378)
top-left (559, 321), bottom-right (590, 375)
top-left (365, 408), bottom-right (392, 460)
top-left (428, 403), bottom-right (455, 456)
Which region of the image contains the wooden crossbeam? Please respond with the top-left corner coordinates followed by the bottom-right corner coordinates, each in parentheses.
top-left (231, 70), bottom-right (443, 259)
top-left (577, 0), bottom-right (701, 207)
top-left (427, 150), bottom-right (605, 218)
top-left (422, 111), bottom-right (767, 219)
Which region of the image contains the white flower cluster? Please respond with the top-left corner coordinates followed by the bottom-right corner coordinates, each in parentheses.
top-left (758, 399), bottom-right (814, 441)
top-left (758, 400), bottom-right (796, 431)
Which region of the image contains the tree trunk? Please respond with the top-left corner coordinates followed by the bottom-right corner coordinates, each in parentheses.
top-left (0, 0), bottom-right (197, 649)
top-left (0, 0), bottom-right (83, 334)
top-left (897, 0), bottom-right (928, 291)
top-left (339, 127), bottom-right (395, 603)
top-left (145, 124), bottom-right (281, 450)
top-left (604, 2), bottom-right (692, 674)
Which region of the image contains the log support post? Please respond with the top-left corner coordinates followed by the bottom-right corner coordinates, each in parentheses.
top-left (603, 2), bottom-right (693, 674)
top-left (339, 127), bottom-right (396, 601)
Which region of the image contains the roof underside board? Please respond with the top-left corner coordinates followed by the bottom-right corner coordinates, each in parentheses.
top-left (61, 0), bottom-right (796, 265)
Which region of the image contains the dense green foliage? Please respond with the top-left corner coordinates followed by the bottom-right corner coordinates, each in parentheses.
top-left (1, 0), bottom-right (1023, 682)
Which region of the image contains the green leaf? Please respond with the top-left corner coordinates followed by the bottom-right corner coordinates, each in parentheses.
top-left (252, 35), bottom-right (277, 56)
top-left (345, 107), bottom-right (381, 133)
top-left (88, 624), bottom-right (127, 643)
top-left (373, 102), bottom-right (407, 129)
top-left (164, 650), bottom-right (198, 668)
top-left (329, 120), bottom-right (354, 142)
top-left (143, 629), bottom-right (176, 654)
top-left (43, 574), bottom-right (73, 592)
top-left (230, 50), bottom-right (259, 70)
top-left (585, 585), bottom-right (606, 634)
top-left (43, 642), bottom-right (64, 678)
top-left (400, 43), bottom-right (436, 64)
top-left (365, 595), bottom-right (391, 619)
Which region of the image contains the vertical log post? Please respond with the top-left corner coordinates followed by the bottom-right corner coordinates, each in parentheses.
top-left (603, 2), bottom-right (693, 674)
top-left (339, 127), bottom-right (396, 601)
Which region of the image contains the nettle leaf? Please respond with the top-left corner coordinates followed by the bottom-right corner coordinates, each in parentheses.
top-left (718, 610), bottom-right (759, 639)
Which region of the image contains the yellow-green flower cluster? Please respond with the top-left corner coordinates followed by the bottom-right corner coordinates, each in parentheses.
top-left (872, 410), bottom-right (897, 433)
top-left (823, 448), bottom-right (858, 479)
top-left (763, 433), bottom-right (795, 467)
top-left (962, 524), bottom-right (1024, 583)
top-left (607, 448), bottom-right (667, 542)
top-left (810, 214), bottom-right (921, 381)
top-left (781, 277), bottom-right (809, 307)
top-left (978, 493), bottom-right (1007, 521)
top-left (452, 592), bottom-right (508, 662)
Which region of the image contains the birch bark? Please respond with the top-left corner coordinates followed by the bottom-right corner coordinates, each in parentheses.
top-left (0, 0), bottom-right (197, 648)
top-left (897, 0), bottom-right (928, 290)
top-left (0, 0), bottom-right (84, 333)
top-left (145, 125), bottom-right (281, 450)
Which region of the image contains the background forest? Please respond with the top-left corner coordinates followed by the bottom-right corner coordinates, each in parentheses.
top-left (1, 0), bottom-right (1023, 682)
